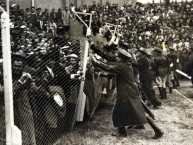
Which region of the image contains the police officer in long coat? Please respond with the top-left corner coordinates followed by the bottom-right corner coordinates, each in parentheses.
top-left (91, 47), bottom-right (164, 139)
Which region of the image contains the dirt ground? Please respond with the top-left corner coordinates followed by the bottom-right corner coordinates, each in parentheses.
top-left (0, 80), bottom-right (193, 145)
top-left (57, 80), bottom-right (193, 145)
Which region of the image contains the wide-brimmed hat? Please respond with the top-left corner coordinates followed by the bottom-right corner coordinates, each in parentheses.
top-left (118, 47), bottom-right (132, 58)
top-left (154, 47), bottom-right (162, 53)
top-left (11, 4), bottom-right (17, 8)
top-left (20, 25), bottom-right (27, 29)
top-left (139, 47), bottom-right (147, 54)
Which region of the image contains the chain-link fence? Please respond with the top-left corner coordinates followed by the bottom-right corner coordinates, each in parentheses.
top-left (13, 36), bottom-right (87, 145)
top-left (0, 95), bottom-right (5, 144)
top-left (0, 104), bottom-right (5, 144)
top-left (0, 5), bottom-right (6, 145)
top-left (11, 34), bottom-right (106, 145)
top-left (0, 6), bottom-right (112, 144)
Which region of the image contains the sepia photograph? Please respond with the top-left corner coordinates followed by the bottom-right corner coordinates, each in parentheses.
top-left (0, 0), bottom-right (193, 144)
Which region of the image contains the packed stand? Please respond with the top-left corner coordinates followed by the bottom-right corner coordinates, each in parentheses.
top-left (84, 0), bottom-right (193, 98)
top-left (0, 0), bottom-right (193, 144)
top-left (84, 0), bottom-right (193, 138)
top-left (0, 3), bottom-right (85, 145)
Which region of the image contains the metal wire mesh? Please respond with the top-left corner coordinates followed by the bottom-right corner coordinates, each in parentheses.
top-left (13, 36), bottom-right (85, 145)
top-left (0, 2), bottom-right (6, 144)
top-left (0, 100), bottom-right (5, 145)
top-left (0, 7), bottom-right (107, 144)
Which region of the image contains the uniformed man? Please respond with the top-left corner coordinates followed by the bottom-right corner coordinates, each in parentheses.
top-left (91, 44), bottom-right (164, 139)
top-left (152, 47), bottom-right (169, 99)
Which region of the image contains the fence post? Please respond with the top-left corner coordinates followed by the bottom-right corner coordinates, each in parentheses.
top-left (32, 0), bottom-right (35, 7)
top-left (1, 11), bottom-right (22, 145)
top-left (76, 39), bottom-right (89, 121)
top-left (6, 0), bottom-right (9, 14)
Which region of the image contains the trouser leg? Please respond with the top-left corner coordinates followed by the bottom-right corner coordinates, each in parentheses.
top-left (143, 87), bottom-right (161, 108)
top-left (168, 81), bottom-right (173, 93)
top-left (158, 87), bottom-right (164, 99)
top-left (174, 72), bottom-right (180, 87)
top-left (146, 116), bottom-right (164, 139)
top-left (156, 76), bottom-right (163, 98)
top-left (171, 79), bottom-right (176, 89)
top-left (161, 76), bottom-right (167, 99)
top-left (162, 88), bottom-right (167, 99)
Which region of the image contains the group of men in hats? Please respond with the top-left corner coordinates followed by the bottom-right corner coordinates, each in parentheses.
top-left (0, 19), bottom-right (83, 144)
top-left (1, 0), bottom-right (193, 144)
top-left (89, 36), bottom-right (164, 139)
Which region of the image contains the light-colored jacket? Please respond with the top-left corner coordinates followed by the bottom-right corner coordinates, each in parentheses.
top-left (62, 10), bottom-right (70, 26)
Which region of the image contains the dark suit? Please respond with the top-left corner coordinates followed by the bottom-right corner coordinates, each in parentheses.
top-left (136, 55), bottom-right (161, 108)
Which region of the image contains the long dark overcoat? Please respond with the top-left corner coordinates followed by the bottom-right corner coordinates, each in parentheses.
top-left (93, 60), bottom-right (147, 127)
top-left (137, 55), bottom-right (154, 89)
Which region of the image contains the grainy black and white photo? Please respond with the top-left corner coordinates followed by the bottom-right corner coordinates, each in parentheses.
top-left (0, 0), bottom-right (193, 144)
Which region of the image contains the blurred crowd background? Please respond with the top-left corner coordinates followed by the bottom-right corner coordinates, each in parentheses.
top-left (0, 0), bottom-right (193, 70)
top-left (0, 0), bottom-right (193, 144)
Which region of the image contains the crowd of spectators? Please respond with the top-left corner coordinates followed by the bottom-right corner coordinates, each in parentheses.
top-left (0, 1), bottom-right (193, 53)
top-left (0, 0), bottom-right (193, 144)
top-left (0, 1), bottom-right (83, 145)
top-left (73, 0), bottom-right (193, 74)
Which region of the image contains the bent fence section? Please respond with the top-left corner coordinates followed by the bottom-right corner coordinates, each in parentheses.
top-left (0, 9), bottom-right (106, 144)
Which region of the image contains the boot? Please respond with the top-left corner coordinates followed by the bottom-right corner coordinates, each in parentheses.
top-left (169, 87), bottom-right (172, 94)
top-left (174, 74), bottom-right (180, 88)
top-left (147, 101), bottom-right (152, 107)
top-left (176, 79), bottom-right (180, 88)
top-left (118, 127), bottom-right (127, 137)
top-left (171, 80), bottom-right (177, 89)
top-left (158, 87), bottom-right (164, 99)
top-left (152, 100), bottom-right (162, 109)
top-left (148, 96), bottom-right (162, 108)
top-left (168, 81), bottom-right (173, 93)
top-left (146, 116), bottom-right (164, 139)
top-left (162, 88), bottom-right (167, 99)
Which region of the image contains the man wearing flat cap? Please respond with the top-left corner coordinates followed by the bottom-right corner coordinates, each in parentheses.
top-left (91, 45), bottom-right (164, 139)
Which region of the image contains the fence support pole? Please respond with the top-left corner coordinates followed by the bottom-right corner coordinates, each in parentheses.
top-left (32, 0), bottom-right (35, 7)
top-left (76, 39), bottom-right (89, 121)
top-left (72, 11), bottom-right (92, 121)
top-left (1, 12), bottom-right (22, 145)
top-left (6, 0), bottom-right (9, 14)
